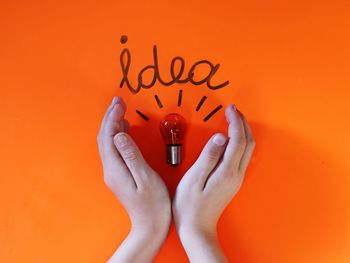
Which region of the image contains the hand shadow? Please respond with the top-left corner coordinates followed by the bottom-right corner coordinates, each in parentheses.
top-left (128, 112), bottom-right (223, 196)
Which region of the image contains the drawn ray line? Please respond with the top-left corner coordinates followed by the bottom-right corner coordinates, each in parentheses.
top-left (136, 110), bottom-right (149, 121)
top-left (203, 105), bottom-right (223, 122)
top-left (154, 94), bottom-right (163, 108)
top-left (177, 90), bottom-right (183, 107)
top-left (196, 96), bottom-right (207, 112)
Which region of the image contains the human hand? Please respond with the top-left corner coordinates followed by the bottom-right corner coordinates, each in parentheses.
top-left (173, 104), bottom-right (255, 263)
top-left (97, 96), bottom-right (171, 263)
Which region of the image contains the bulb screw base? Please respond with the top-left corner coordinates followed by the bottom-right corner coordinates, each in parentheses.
top-left (166, 144), bottom-right (182, 167)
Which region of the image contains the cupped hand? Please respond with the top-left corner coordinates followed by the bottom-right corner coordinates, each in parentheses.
top-left (97, 96), bottom-right (171, 263)
top-left (172, 104), bottom-right (255, 263)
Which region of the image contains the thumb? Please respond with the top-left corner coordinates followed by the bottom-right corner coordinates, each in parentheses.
top-left (113, 132), bottom-right (148, 179)
top-left (185, 133), bottom-right (227, 189)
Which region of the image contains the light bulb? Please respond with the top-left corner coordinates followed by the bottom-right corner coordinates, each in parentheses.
top-left (159, 113), bottom-right (186, 166)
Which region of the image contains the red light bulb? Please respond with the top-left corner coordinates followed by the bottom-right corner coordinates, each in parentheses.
top-left (159, 113), bottom-right (186, 166)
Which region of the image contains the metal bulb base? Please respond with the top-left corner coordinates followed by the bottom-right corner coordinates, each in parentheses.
top-left (166, 145), bottom-right (182, 166)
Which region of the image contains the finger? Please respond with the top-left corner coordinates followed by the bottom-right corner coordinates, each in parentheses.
top-left (97, 98), bottom-right (136, 191)
top-left (98, 96), bottom-right (127, 153)
top-left (182, 133), bottom-right (227, 189)
top-left (98, 102), bottom-right (126, 159)
top-left (103, 103), bottom-right (126, 137)
top-left (98, 97), bottom-right (117, 141)
top-left (114, 132), bottom-right (150, 188)
top-left (100, 96), bottom-right (126, 132)
top-left (98, 97), bottom-right (121, 155)
top-left (221, 104), bottom-right (246, 170)
top-left (237, 110), bottom-right (255, 173)
top-left (123, 119), bottom-right (130, 132)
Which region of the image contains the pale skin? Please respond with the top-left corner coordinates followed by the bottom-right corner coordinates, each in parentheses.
top-left (97, 96), bottom-right (255, 263)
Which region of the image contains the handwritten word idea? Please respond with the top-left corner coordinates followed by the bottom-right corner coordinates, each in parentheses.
top-left (119, 35), bottom-right (229, 94)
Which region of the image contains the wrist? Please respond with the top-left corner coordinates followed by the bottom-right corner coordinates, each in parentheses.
top-left (129, 215), bottom-right (171, 243)
top-left (177, 226), bottom-right (227, 263)
top-left (178, 224), bottom-right (218, 246)
top-left (176, 219), bottom-right (217, 242)
top-left (109, 225), bottom-right (169, 263)
top-left (178, 226), bottom-right (227, 263)
top-left (129, 223), bottom-right (169, 245)
top-left (130, 207), bottom-right (171, 241)
top-left (128, 225), bottom-right (168, 258)
top-left (130, 216), bottom-right (170, 246)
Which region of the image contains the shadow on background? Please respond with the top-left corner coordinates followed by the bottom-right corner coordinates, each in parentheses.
top-left (129, 113), bottom-right (221, 196)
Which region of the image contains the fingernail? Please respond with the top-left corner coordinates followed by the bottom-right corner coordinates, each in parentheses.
top-left (226, 105), bottom-right (236, 123)
top-left (213, 134), bottom-right (226, 146)
top-left (111, 96), bottom-right (119, 105)
top-left (114, 133), bottom-right (129, 147)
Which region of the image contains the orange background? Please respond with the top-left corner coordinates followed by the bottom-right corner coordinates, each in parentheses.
top-left (1, 0), bottom-right (350, 262)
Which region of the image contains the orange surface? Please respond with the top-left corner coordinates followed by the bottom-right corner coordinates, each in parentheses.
top-left (1, 0), bottom-right (350, 262)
